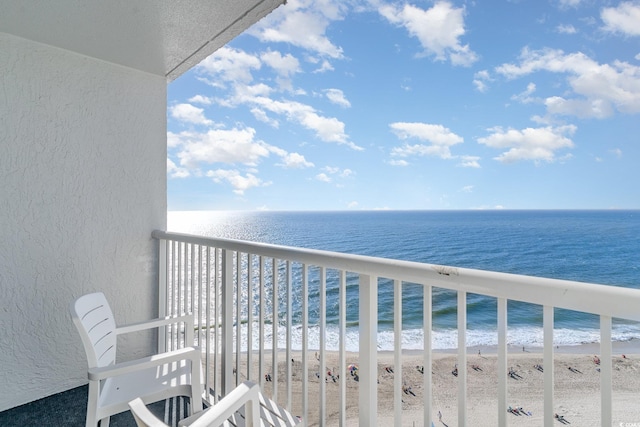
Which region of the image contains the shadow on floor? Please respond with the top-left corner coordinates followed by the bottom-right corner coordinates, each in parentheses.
top-left (0, 385), bottom-right (183, 427)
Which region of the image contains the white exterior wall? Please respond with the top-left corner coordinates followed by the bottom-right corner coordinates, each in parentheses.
top-left (0, 33), bottom-right (167, 410)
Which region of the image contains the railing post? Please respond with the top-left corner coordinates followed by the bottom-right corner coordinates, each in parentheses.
top-left (359, 274), bottom-right (377, 427)
top-left (393, 280), bottom-right (402, 427)
top-left (339, 270), bottom-right (347, 427)
top-left (457, 291), bottom-right (467, 427)
top-left (423, 285), bottom-right (432, 427)
top-left (319, 266), bottom-right (326, 425)
top-left (158, 238), bottom-right (168, 354)
top-left (301, 264), bottom-right (309, 425)
top-left (221, 249), bottom-right (234, 396)
top-left (497, 297), bottom-right (508, 427)
top-left (600, 315), bottom-right (612, 426)
top-left (543, 305), bottom-right (554, 427)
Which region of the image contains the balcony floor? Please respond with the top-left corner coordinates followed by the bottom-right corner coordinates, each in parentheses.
top-left (0, 385), bottom-right (183, 427)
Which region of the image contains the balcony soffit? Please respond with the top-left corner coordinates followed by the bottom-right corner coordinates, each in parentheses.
top-left (0, 0), bottom-right (285, 81)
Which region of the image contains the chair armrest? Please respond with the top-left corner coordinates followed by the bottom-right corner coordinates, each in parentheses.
top-left (115, 313), bottom-right (193, 336)
top-left (179, 381), bottom-right (261, 427)
top-left (88, 346), bottom-right (201, 381)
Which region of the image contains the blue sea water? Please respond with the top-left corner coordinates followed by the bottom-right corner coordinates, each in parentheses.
top-left (168, 210), bottom-right (640, 351)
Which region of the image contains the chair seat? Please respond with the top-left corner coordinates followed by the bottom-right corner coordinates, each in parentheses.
top-left (99, 360), bottom-right (194, 416)
top-left (178, 393), bottom-right (300, 427)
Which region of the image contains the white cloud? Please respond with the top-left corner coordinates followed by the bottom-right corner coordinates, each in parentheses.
top-left (315, 173), bottom-right (332, 183)
top-left (197, 46), bottom-right (261, 84)
top-left (601, 2), bottom-right (640, 36)
top-left (196, 44), bottom-right (360, 150)
top-left (188, 95), bottom-right (213, 105)
top-left (461, 185), bottom-right (474, 193)
top-left (167, 159), bottom-right (190, 178)
top-left (473, 70), bottom-right (492, 92)
top-left (277, 152), bottom-right (315, 169)
top-left (496, 48), bottom-right (640, 118)
top-left (313, 59), bottom-right (335, 73)
top-left (347, 201), bottom-right (359, 209)
top-left (610, 148), bottom-right (623, 158)
top-left (250, 107), bottom-right (280, 128)
top-left (173, 128), bottom-right (271, 168)
top-left (390, 122), bottom-right (464, 159)
top-left (477, 125), bottom-right (576, 163)
top-left (458, 156), bottom-right (481, 168)
top-left (169, 104), bottom-right (213, 126)
top-left (389, 159), bottom-right (409, 166)
top-left (249, 97), bottom-right (361, 149)
top-left (557, 0), bottom-right (583, 8)
top-left (322, 166), bottom-right (354, 178)
top-left (206, 169), bottom-right (270, 195)
top-left (556, 24), bottom-right (577, 34)
top-left (260, 50), bottom-right (301, 77)
top-left (325, 88), bottom-right (351, 108)
top-left (379, 1), bottom-right (478, 66)
top-left (511, 82), bottom-right (537, 104)
top-left (249, 0), bottom-right (346, 58)
top-left (167, 131), bottom-right (181, 148)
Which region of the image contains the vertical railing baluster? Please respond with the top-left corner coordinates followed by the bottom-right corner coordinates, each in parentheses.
top-left (158, 238), bottom-right (168, 353)
top-left (190, 244), bottom-right (195, 332)
top-left (205, 246), bottom-right (212, 401)
top-left (359, 274), bottom-right (377, 426)
top-left (600, 315), bottom-right (612, 425)
top-left (393, 280), bottom-right (402, 427)
top-left (213, 247), bottom-right (219, 401)
top-left (319, 266), bottom-right (326, 425)
top-left (423, 285), bottom-right (432, 427)
top-left (339, 270), bottom-right (346, 427)
top-left (170, 241), bottom-right (175, 349)
top-left (236, 252), bottom-right (242, 387)
top-left (184, 244), bottom-right (193, 348)
top-left (196, 246), bottom-right (201, 349)
top-left (272, 258), bottom-right (279, 402)
top-left (285, 260), bottom-right (292, 411)
top-left (247, 254), bottom-right (254, 382)
top-left (221, 249), bottom-right (234, 397)
top-left (259, 256), bottom-right (265, 389)
top-left (457, 291), bottom-right (467, 426)
top-left (302, 264), bottom-right (309, 425)
top-left (543, 305), bottom-right (554, 427)
top-left (174, 241), bottom-right (181, 350)
top-left (497, 297), bottom-right (508, 427)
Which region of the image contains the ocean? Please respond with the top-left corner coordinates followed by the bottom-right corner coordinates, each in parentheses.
top-left (168, 210), bottom-right (640, 351)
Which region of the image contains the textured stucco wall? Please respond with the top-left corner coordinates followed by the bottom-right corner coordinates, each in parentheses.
top-left (0, 33), bottom-right (167, 410)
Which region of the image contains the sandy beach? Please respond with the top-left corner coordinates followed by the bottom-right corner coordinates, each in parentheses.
top-left (226, 342), bottom-right (640, 426)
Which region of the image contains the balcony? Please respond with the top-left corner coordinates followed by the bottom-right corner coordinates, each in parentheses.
top-left (153, 230), bottom-right (640, 427)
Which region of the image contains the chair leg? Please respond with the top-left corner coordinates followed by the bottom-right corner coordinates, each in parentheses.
top-left (86, 381), bottom-right (100, 427)
top-left (99, 418), bottom-right (110, 427)
top-left (190, 361), bottom-right (204, 414)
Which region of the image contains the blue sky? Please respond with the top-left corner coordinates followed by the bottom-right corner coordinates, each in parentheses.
top-left (167, 0), bottom-right (640, 211)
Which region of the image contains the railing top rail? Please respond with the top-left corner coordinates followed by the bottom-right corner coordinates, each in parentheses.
top-left (153, 230), bottom-right (640, 322)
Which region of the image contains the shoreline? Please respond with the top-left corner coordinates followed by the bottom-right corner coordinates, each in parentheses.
top-left (248, 337), bottom-right (640, 356)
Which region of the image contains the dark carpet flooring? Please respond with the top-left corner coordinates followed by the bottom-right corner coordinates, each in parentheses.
top-left (0, 385), bottom-right (189, 427)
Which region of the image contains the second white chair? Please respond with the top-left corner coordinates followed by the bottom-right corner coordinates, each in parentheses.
top-left (129, 381), bottom-right (302, 427)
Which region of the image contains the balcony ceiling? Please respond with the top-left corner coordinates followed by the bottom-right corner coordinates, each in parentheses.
top-left (0, 0), bottom-right (285, 81)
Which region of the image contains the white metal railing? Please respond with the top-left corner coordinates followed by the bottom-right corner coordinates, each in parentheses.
top-left (152, 230), bottom-right (640, 427)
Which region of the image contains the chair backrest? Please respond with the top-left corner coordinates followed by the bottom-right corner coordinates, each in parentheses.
top-left (70, 292), bottom-right (117, 369)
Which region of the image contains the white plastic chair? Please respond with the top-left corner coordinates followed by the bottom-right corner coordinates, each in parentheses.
top-left (129, 381), bottom-right (300, 427)
top-left (71, 292), bottom-right (203, 427)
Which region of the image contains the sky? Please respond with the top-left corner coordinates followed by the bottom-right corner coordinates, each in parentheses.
top-left (167, 0), bottom-right (640, 211)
